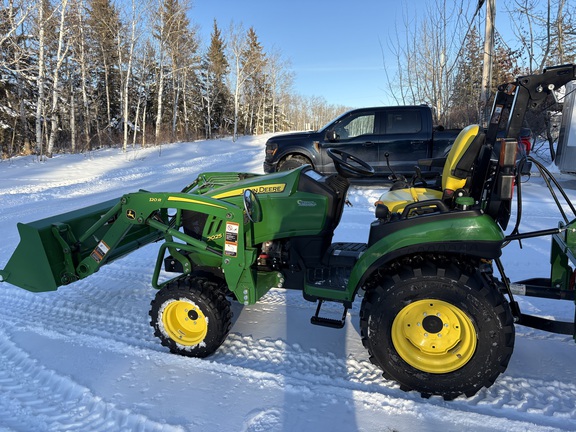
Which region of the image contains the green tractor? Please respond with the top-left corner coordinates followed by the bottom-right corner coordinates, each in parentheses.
top-left (2, 65), bottom-right (576, 400)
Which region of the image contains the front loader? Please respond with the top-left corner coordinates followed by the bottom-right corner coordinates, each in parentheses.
top-left (2, 65), bottom-right (576, 400)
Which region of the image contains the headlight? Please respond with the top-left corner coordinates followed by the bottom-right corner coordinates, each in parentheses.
top-left (265, 143), bottom-right (278, 158)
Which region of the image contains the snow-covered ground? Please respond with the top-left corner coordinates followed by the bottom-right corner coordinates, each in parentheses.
top-left (0, 135), bottom-right (575, 432)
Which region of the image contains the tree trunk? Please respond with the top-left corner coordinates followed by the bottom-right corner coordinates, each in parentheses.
top-left (35, 2), bottom-right (46, 156)
top-left (47, 0), bottom-right (69, 157)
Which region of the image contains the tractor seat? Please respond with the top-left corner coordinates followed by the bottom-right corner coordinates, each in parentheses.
top-left (376, 124), bottom-right (484, 215)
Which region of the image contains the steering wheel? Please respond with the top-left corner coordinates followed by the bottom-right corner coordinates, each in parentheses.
top-left (326, 148), bottom-right (375, 178)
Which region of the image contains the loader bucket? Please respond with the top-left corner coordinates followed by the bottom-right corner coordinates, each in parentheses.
top-left (0, 198), bottom-right (163, 293)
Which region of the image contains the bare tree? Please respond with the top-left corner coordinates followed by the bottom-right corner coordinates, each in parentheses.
top-left (68, 0), bottom-right (92, 151)
top-left (46, 0), bottom-right (69, 157)
top-left (228, 23), bottom-right (248, 141)
top-left (34, 0), bottom-right (48, 156)
top-left (382, 1), bottom-right (474, 126)
top-left (265, 50), bottom-right (293, 133)
top-left (117, 0), bottom-right (148, 151)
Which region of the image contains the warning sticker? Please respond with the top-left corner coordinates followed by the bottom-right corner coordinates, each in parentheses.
top-left (225, 242), bottom-right (238, 257)
top-left (491, 105), bottom-right (503, 124)
top-left (225, 222), bottom-right (239, 243)
top-left (225, 222), bottom-right (239, 256)
top-left (91, 240), bottom-right (110, 263)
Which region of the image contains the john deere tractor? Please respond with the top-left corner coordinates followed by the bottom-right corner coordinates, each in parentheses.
top-left (2, 65), bottom-right (576, 400)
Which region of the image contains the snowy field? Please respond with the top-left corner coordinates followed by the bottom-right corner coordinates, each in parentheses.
top-left (0, 135), bottom-right (575, 432)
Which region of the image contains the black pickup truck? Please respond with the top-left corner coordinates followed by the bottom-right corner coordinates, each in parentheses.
top-left (263, 105), bottom-right (461, 178)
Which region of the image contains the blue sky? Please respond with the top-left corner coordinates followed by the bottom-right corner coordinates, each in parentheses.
top-left (191, 0), bottom-right (401, 108)
top-left (190, 0), bottom-right (487, 108)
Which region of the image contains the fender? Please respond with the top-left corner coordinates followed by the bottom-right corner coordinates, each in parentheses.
top-left (277, 146), bottom-right (319, 168)
top-left (346, 212), bottom-right (505, 300)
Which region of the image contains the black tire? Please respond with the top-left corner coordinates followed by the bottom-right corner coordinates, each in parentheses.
top-left (149, 274), bottom-right (232, 358)
top-left (360, 260), bottom-right (515, 400)
top-left (277, 155), bottom-right (311, 171)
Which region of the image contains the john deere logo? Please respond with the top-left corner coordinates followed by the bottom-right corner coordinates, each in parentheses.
top-left (126, 209), bottom-right (136, 220)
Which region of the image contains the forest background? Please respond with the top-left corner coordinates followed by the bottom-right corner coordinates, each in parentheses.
top-left (1, 0), bottom-right (575, 159)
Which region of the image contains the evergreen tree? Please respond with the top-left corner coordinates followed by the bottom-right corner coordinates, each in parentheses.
top-left (241, 27), bottom-right (267, 135)
top-left (200, 19), bottom-right (231, 139)
top-left (87, 0), bottom-right (122, 143)
top-left (450, 26), bottom-right (483, 127)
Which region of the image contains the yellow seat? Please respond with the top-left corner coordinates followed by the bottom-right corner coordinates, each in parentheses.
top-left (376, 124), bottom-right (481, 214)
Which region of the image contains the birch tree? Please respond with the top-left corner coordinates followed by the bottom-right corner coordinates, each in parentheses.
top-left (265, 50), bottom-right (293, 133)
top-left (228, 24), bottom-right (267, 141)
top-left (117, 0), bottom-right (147, 151)
top-left (68, 0), bottom-right (92, 151)
top-left (1, 0), bottom-right (35, 156)
top-left (34, 0), bottom-right (48, 155)
top-left (46, 0), bottom-right (69, 157)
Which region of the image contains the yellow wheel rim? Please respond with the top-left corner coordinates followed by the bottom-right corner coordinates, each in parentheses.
top-left (161, 299), bottom-right (208, 346)
top-left (391, 299), bottom-right (477, 374)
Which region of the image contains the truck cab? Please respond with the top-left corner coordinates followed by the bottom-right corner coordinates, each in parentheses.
top-left (264, 105), bottom-right (458, 177)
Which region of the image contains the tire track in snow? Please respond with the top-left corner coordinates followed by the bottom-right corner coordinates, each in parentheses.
top-left (0, 329), bottom-right (184, 432)
top-left (1, 282), bottom-right (575, 431)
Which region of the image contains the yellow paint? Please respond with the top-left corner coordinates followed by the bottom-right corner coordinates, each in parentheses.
top-left (391, 299), bottom-right (477, 373)
top-left (162, 300), bottom-right (208, 346)
top-left (212, 184), bottom-right (286, 199)
top-left (167, 196), bottom-right (227, 209)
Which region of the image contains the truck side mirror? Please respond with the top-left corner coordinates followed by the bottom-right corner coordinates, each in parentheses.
top-left (326, 130), bottom-right (339, 142)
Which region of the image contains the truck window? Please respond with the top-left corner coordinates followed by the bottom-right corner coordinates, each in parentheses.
top-left (334, 113), bottom-right (375, 139)
top-left (385, 110), bottom-right (422, 134)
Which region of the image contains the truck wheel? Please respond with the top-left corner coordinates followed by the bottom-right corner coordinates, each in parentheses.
top-left (277, 155), bottom-right (311, 171)
top-left (149, 274), bottom-right (232, 357)
top-left (360, 261), bottom-right (515, 400)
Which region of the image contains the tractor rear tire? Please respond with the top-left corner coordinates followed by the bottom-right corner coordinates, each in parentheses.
top-left (150, 274), bottom-right (232, 358)
top-left (360, 260), bottom-right (515, 400)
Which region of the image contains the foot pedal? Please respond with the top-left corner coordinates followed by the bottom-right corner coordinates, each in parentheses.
top-left (310, 300), bottom-right (348, 329)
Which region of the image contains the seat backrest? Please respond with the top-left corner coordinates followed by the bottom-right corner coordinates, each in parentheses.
top-left (441, 124), bottom-right (482, 193)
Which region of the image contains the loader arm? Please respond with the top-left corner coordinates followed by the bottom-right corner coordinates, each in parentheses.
top-left (0, 191), bottom-right (251, 295)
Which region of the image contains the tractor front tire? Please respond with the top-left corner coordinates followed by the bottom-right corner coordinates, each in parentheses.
top-left (150, 274), bottom-right (232, 358)
top-left (360, 261), bottom-right (515, 400)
